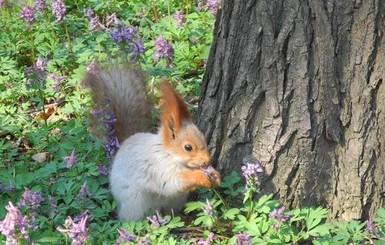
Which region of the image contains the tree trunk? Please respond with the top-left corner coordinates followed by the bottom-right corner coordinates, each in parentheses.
top-left (197, 0), bottom-right (385, 220)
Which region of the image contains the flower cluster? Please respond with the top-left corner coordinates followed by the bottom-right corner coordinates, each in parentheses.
top-left (20, 0), bottom-right (65, 25)
top-left (197, 232), bottom-right (215, 245)
top-left (0, 0), bottom-right (8, 7)
top-left (202, 199), bottom-right (216, 217)
top-left (268, 206), bottom-right (293, 230)
top-left (146, 210), bottom-right (168, 227)
top-left (63, 149), bottom-right (77, 168)
top-left (0, 182), bottom-right (17, 193)
top-left (17, 188), bottom-right (44, 210)
top-left (91, 107), bottom-right (120, 160)
top-left (153, 35), bottom-right (174, 67)
top-left (86, 59), bottom-right (98, 74)
top-left (33, 0), bottom-right (46, 12)
top-left (85, 8), bottom-right (105, 31)
top-left (51, 0), bottom-right (66, 22)
top-left (24, 56), bottom-right (47, 89)
top-left (235, 232), bottom-right (252, 245)
top-left (241, 157), bottom-right (263, 188)
top-left (24, 56), bottom-right (65, 92)
top-left (57, 215), bottom-right (89, 245)
top-left (109, 24), bottom-right (145, 59)
top-left (106, 13), bottom-right (119, 27)
top-left (174, 10), bottom-right (186, 27)
top-left (98, 164), bottom-right (109, 176)
top-left (84, 7), bottom-right (143, 59)
top-left (0, 202), bottom-right (33, 244)
top-left (197, 0), bottom-right (221, 15)
top-left (48, 73), bottom-right (66, 92)
top-left (206, 0), bottom-right (221, 15)
top-left (85, 9), bottom-right (119, 31)
top-left (20, 6), bottom-right (35, 25)
top-left (115, 228), bottom-right (136, 244)
top-left (77, 181), bottom-right (93, 201)
top-left (201, 165), bottom-right (217, 181)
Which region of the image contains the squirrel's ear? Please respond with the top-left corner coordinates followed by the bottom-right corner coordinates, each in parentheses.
top-left (160, 81), bottom-right (192, 140)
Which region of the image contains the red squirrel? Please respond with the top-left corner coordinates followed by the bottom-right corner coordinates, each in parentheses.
top-left (83, 63), bottom-right (221, 221)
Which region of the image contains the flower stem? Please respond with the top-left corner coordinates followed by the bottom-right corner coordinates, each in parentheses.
top-left (212, 188), bottom-right (229, 210)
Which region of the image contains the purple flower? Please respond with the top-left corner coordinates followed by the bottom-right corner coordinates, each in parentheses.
top-left (110, 24), bottom-right (135, 43)
top-left (89, 15), bottom-right (105, 31)
top-left (206, 0), bottom-right (220, 15)
top-left (138, 236), bottom-right (150, 245)
top-left (197, 232), bottom-right (215, 245)
top-left (235, 232), bottom-right (252, 245)
top-left (0, 182), bottom-right (17, 193)
top-left (48, 195), bottom-right (56, 209)
top-left (85, 9), bottom-right (105, 31)
top-left (241, 157), bottom-right (263, 187)
top-left (63, 149), bottom-right (77, 168)
top-left (366, 217), bottom-right (379, 237)
top-left (153, 35), bottom-right (174, 66)
top-left (98, 164), bottom-right (108, 176)
top-left (146, 210), bottom-right (168, 227)
top-left (84, 8), bottom-right (93, 17)
top-left (366, 217), bottom-right (374, 232)
top-left (0, 202), bottom-right (33, 244)
top-left (115, 228), bottom-right (136, 244)
top-left (51, 0), bottom-right (66, 22)
top-left (201, 165), bottom-right (216, 180)
top-left (17, 188), bottom-right (44, 210)
top-left (86, 59), bottom-right (99, 74)
top-left (109, 24), bottom-right (145, 58)
top-left (131, 39), bottom-right (145, 58)
top-left (269, 206), bottom-right (292, 222)
top-left (202, 199), bottom-right (216, 216)
top-left (35, 55), bottom-right (46, 70)
top-left (103, 110), bottom-right (120, 158)
top-left (106, 13), bottom-right (119, 27)
top-left (174, 10), bottom-right (185, 27)
top-left (106, 136), bottom-right (120, 158)
top-left (269, 206), bottom-right (293, 230)
top-left (20, 5), bottom-right (35, 24)
top-left (33, 0), bottom-right (46, 12)
top-left (49, 73), bottom-right (66, 92)
top-left (197, 0), bottom-right (204, 11)
top-left (25, 56), bottom-right (47, 88)
top-left (90, 106), bottom-right (121, 160)
top-left (73, 210), bottom-right (90, 223)
top-left (77, 181), bottom-right (92, 200)
top-left (57, 215), bottom-right (89, 245)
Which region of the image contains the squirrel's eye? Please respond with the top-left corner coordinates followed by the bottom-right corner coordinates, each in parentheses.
top-left (184, 144), bottom-right (193, 152)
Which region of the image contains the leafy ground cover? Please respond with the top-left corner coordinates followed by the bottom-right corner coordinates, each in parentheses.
top-left (0, 0), bottom-right (385, 244)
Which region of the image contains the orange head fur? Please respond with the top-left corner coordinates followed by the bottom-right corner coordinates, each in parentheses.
top-left (160, 81), bottom-right (211, 168)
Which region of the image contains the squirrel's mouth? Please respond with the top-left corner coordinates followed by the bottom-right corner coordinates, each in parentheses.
top-left (183, 162), bottom-right (208, 170)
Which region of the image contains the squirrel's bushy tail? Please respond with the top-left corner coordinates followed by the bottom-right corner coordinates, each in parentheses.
top-left (82, 63), bottom-right (153, 143)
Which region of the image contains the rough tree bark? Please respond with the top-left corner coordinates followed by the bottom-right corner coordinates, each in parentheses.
top-left (197, 0), bottom-right (385, 220)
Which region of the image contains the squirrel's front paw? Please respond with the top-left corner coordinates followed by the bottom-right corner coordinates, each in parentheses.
top-left (180, 167), bottom-right (221, 191)
top-left (201, 165), bottom-right (221, 188)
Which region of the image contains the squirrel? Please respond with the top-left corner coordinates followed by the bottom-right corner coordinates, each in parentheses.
top-left (82, 63), bottom-right (221, 221)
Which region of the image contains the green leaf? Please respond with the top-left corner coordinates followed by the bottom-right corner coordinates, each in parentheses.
top-left (37, 237), bottom-right (61, 243)
top-left (307, 223), bottom-right (331, 237)
top-left (223, 208), bottom-right (240, 220)
top-left (184, 201), bottom-right (204, 213)
top-left (305, 207), bottom-right (328, 231)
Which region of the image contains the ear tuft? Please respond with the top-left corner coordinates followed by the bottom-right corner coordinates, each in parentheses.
top-left (160, 80), bottom-right (192, 144)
